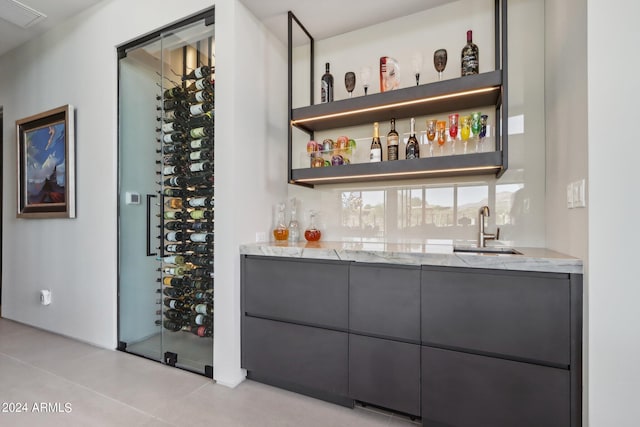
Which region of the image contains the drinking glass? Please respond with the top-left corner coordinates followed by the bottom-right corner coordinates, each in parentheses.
top-left (360, 66), bottom-right (371, 95)
top-left (471, 112), bottom-right (482, 137)
top-left (345, 72), bottom-right (356, 98)
top-left (412, 52), bottom-right (423, 86)
top-left (448, 113), bottom-right (459, 153)
top-left (426, 119), bottom-right (437, 156)
top-left (478, 114), bottom-right (489, 152)
top-left (433, 49), bottom-right (447, 81)
top-left (436, 120), bottom-right (447, 155)
top-left (460, 115), bottom-right (471, 153)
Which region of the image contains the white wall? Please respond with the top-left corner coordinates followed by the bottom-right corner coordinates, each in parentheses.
top-left (588, 0), bottom-right (640, 425)
top-left (0, 0), bottom-right (288, 390)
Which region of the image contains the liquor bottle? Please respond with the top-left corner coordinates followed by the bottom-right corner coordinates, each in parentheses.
top-left (387, 118), bottom-right (399, 161)
top-left (461, 30), bottom-right (479, 76)
top-left (406, 118), bottom-right (420, 159)
top-left (190, 102), bottom-right (214, 116)
top-left (188, 197), bottom-right (214, 208)
top-left (189, 127), bottom-right (213, 139)
top-left (189, 161), bottom-right (213, 173)
top-left (189, 222), bottom-right (215, 232)
top-left (186, 77), bottom-right (213, 92)
top-left (369, 122), bottom-right (382, 162)
top-left (321, 62), bottom-right (334, 103)
top-left (182, 65), bottom-right (211, 81)
top-left (163, 319), bottom-right (183, 332)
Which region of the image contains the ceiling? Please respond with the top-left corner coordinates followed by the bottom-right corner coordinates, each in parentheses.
top-left (238, 0), bottom-right (456, 43)
top-left (0, 0), bottom-right (103, 57)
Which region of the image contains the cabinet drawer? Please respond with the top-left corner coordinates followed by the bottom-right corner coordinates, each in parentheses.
top-left (422, 346), bottom-right (570, 427)
top-left (349, 263), bottom-right (420, 342)
top-left (421, 267), bottom-right (570, 365)
top-left (242, 316), bottom-right (348, 396)
top-left (349, 334), bottom-right (420, 416)
top-left (242, 256), bottom-right (349, 329)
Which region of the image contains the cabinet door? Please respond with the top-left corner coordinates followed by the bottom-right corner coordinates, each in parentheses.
top-left (349, 263), bottom-right (420, 342)
top-left (242, 256), bottom-right (349, 329)
top-left (242, 316), bottom-right (348, 397)
top-left (421, 267), bottom-right (570, 365)
top-left (422, 346), bottom-right (570, 427)
top-left (349, 334), bottom-right (420, 416)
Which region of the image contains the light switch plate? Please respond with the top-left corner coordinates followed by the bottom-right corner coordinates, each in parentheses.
top-left (574, 179), bottom-right (586, 208)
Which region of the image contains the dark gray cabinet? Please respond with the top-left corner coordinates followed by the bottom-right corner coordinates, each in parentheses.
top-left (422, 346), bottom-right (570, 427)
top-left (241, 256), bottom-right (582, 427)
top-left (421, 266), bottom-right (570, 365)
top-left (349, 334), bottom-right (420, 416)
top-left (242, 316), bottom-right (348, 398)
top-left (350, 263), bottom-right (421, 342)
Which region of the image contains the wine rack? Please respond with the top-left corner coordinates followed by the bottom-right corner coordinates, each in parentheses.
top-left (156, 65), bottom-right (214, 340)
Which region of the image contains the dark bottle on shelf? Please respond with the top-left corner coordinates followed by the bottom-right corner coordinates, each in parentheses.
top-left (157, 99), bottom-right (185, 111)
top-left (189, 325), bottom-right (212, 337)
top-left (164, 176), bottom-right (187, 187)
top-left (189, 113), bottom-right (214, 129)
top-left (164, 221), bottom-right (189, 231)
top-left (321, 62), bottom-right (334, 103)
top-left (163, 319), bottom-right (183, 332)
top-left (189, 222), bottom-right (214, 232)
top-left (369, 122), bottom-right (382, 162)
top-left (162, 155), bottom-right (186, 167)
top-left (190, 267), bottom-right (213, 278)
top-left (189, 127), bottom-right (213, 139)
top-left (163, 188), bottom-right (186, 198)
top-left (163, 286), bottom-right (183, 298)
top-left (165, 309), bottom-right (190, 322)
top-left (188, 256), bottom-right (214, 267)
top-left (185, 174), bottom-right (215, 187)
top-left (387, 118), bottom-right (399, 161)
top-left (190, 279), bottom-right (213, 291)
top-left (185, 243), bottom-right (212, 254)
top-left (162, 86), bottom-right (184, 100)
top-left (461, 30), bottom-right (479, 76)
top-left (163, 276), bottom-right (188, 287)
top-left (182, 65), bottom-right (212, 81)
top-left (161, 144), bottom-right (185, 155)
top-left (188, 161), bottom-right (213, 173)
top-left (164, 243), bottom-right (186, 252)
top-left (186, 77), bottom-right (213, 92)
top-left (189, 137), bottom-right (213, 149)
top-left (187, 89), bottom-right (213, 104)
top-left (189, 102), bottom-right (214, 116)
top-left (163, 297), bottom-right (186, 310)
top-left (160, 132), bottom-right (186, 143)
top-left (406, 118), bottom-right (420, 159)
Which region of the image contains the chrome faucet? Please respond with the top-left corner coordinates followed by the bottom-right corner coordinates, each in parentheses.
top-left (478, 205), bottom-right (500, 247)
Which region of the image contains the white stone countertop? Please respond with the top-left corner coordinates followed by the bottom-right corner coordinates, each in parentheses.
top-left (239, 240), bottom-right (583, 275)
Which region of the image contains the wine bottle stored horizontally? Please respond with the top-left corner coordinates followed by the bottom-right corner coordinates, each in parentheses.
top-left (189, 161), bottom-right (212, 173)
top-left (186, 77), bottom-right (213, 92)
top-left (461, 30), bottom-right (479, 76)
top-left (182, 65), bottom-right (211, 81)
top-left (163, 86), bottom-right (184, 100)
top-left (321, 62), bottom-right (334, 103)
top-left (370, 122), bottom-right (382, 162)
top-left (189, 102), bottom-right (214, 116)
top-left (187, 90), bottom-right (213, 104)
top-left (387, 118), bottom-right (399, 161)
top-left (406, 118), bottom-right (420, 159)
top-left (189, 137), bottom-right (213, 149)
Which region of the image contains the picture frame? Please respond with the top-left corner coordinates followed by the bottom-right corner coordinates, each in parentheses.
top-left (16, 104), bottom-right (76, 218)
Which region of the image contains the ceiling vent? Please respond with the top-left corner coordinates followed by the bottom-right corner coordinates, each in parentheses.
top-left (0, 0), bottom-right (47, 28)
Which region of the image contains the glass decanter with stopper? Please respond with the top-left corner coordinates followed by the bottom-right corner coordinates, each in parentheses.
top-left (304, 211), bottom-right (322, 242)
top-left (287, 198), bottom-right (300, 243)
top-left (273, 202), bottom-right (289, 241)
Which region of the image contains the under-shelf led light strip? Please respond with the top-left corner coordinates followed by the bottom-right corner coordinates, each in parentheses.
top-left (295, 165), bottom-right (501, 183)
top-left (291, 87), bottom-right (500, 125)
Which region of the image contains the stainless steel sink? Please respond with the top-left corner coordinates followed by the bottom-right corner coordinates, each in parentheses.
top-left (453, 246), bottom-right (522, 255)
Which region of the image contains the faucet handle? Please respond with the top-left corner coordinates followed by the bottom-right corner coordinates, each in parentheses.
top-left (495, 227), bottom-right (500, 241)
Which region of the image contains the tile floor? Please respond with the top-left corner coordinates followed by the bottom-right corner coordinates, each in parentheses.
top-left (0, 318), bottom-right (419, 426)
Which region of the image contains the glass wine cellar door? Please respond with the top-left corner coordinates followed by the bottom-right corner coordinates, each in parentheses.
top-left (117, 9), bottom-right (215, 377)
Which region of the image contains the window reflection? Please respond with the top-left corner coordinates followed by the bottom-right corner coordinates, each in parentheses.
top-left (340, 182), bottom-right (524, 241)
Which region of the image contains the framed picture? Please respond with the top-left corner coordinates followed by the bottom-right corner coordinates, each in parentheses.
top-left (16, 104), bottom-right (75, 218)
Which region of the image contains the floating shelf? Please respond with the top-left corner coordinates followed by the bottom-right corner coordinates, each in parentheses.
top-left (291, 71), bottom-right (502, 132)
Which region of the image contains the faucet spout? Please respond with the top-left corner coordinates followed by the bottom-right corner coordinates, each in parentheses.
top-left (478, 205), bottom-right (499, 247)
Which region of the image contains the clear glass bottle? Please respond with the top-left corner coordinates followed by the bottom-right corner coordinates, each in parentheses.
top-left (304, 211), bottom-right (322, 242)
top-left (273, 202), bottom-right (289, 241)
top-left (287, 198), bottom-right (300, 243)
